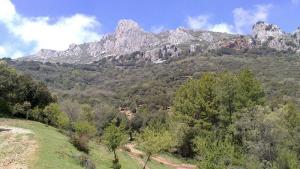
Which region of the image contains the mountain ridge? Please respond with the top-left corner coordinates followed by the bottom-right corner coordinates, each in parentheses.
top-left (21, 19), bottom-right (300, 64)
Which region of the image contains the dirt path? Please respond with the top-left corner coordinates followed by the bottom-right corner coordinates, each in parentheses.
top-left (123, 144), bottom-right (197, 169)
top-left (0, 126), bottom-right (38, 169)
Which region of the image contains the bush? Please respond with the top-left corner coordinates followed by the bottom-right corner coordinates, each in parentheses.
top-left (43, 103), bottom-right (70, 128)
top-left (73, 153), bottom-right (96, 169)
top-left (12, 101), bottom-right (31, 119)
top-left (72, 121), bottom-right (97, 153)
top-left (71, 135), bottom-right (90, 154)
top-left (73, 121), bottom-right (97, 137)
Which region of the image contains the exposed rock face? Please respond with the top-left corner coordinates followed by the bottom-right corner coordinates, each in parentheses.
top-left (168, 28), bottom-right (195, 44)
top-left (112, 20), bottom-right (160, 55)
top-left (221, 36), bottom-right (255, 50)
top-left (253, 22), bottom-right (284, 43)
top-left (22, 20), bottom-right (300, 64)
top-left (252, 22), bottom-right (300, 51)
top-left (293, 28), bottom-right (300, 46)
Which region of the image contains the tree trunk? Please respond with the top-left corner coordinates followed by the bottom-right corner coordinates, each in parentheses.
top-left (113, 149), bottom-right (118, 161)
top-left (142, 154), bottom-right (151, 169)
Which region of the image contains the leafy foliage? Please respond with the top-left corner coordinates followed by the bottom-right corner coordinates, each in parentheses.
top-left (102, 122), bottom-right (127, 169)
top-left (0, 62), bottom-right (54, 117)
top-left (137, 123), bottom-right (174, 169)
top-left (43, 103), bottom-right (70, 128)
top-left (193, 136), bottom-right (237, 169)
top-left (73, 121), bottom-right (97, 137)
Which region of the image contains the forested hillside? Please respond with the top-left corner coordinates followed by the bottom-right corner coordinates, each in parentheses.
top-left (5, 48), bottom-right (300, 110)
top-left (1, 47), bottom-right (300, 169)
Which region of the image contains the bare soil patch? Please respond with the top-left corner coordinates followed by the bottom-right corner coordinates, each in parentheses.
top-left (0, 125), bottom-right (37, 169)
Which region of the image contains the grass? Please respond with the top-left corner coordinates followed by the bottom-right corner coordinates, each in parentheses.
top-left (90, 142), bottom-right (141, 169)
top-left (89, 141), bottom-right (173, 169)
top-left (0, 118), bottom-right (183, 169)
top-left (158, 152), bottom-right (197, 165)
top-left (0, 118), bottom-right (83, 169)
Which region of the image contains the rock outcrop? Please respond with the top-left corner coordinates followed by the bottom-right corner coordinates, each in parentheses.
top-left (22, 20), bottom-right (300, 64)
top-left (252, 21), bottom-right (300, 51)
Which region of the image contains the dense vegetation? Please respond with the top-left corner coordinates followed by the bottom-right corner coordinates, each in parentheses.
top-left (0, 61), bottom-right (54, 119)
top-left (172, 70), bottom-right (299, 168)
top-left (1, 48), bottom-right (300, 168)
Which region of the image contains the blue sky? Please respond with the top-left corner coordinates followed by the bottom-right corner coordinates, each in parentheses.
top-left (0, 0), bottom-right (299, 58)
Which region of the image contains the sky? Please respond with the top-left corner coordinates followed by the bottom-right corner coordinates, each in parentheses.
top-left (0, 0), bottom-right (299, 58)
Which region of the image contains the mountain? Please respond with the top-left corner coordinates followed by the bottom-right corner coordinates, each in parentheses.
top-left (21, 20), bottom-right (300, 64)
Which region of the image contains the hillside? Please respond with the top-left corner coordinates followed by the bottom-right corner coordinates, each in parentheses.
top-left (6, 48), bottom-right (300, 109)
top-left (0, 119), bottom-right (196, 169)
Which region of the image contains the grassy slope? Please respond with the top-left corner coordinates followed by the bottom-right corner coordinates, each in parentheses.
top-left (0, 118), bottom-right (175, 169)
top-left (0, 118), bottom-right (83, 169)
top-left (90, 143), bottom-right (173, 169)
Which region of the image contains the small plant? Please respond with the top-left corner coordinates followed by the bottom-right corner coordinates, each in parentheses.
top-left (73, 153), bottom-right (96, 169)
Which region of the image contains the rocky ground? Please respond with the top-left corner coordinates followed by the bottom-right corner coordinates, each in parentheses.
top-left (0, 126), bottom-right (37, 169)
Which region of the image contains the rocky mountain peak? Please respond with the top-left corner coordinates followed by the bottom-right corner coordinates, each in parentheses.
top-left (116, 19), bottom-right (143, 37)
top-left (168, 27), bottom-right (194, 44)
top-left (252, 21), bottom-right (284, 43)
top-left (22, 20), bottom-right (300, 64)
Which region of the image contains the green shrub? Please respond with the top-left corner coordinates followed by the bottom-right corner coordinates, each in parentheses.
top-left (70, 135), bottom-right (90, 153)
top-left (73, 121), bottom-right (97, 137)
top-left (72, 121), bottom-right (97, 153)
top-left (73, 153), bottom-right (96, 169)
top-left (43, 103), bottom-right (70, 128)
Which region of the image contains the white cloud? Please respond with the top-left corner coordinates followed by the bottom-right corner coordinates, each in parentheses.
top-left (186, 4), bottom-right (272, 34)
top-left (187, 15), bottom-right (209, 30)
top-left (233, 4), bottom-right (272, 33)
top-left (0, 46), bottom-right (6, 56)
top-left (11, 51), bottom-right (25, 59)
top-left (150, 25), bottom-right (166, 33)
top-left (0, 0), bottom-right (102, 58)
top-left (10, 14), bottom-right (101, 51)
top-left (0, 0), bottom-right (17, 23)
top-left (209, 23), bottom-right (234, 34)
top-left (186, 15), bottom-right (233, 33)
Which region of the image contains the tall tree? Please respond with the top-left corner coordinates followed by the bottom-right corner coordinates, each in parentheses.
top-left (217, 72), bottom-right (238, 125)
top-left (173, 73), bottom-right (219, 128)
top-left (236, 69), bottom-right (265, 109)
top-left (102, 123), bottom-right (127, 169)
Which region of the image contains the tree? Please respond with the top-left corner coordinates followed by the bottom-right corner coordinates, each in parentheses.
top-left (79, 104), bottom-right (96, 123)
top-left (172, 70), bottom-right (267, 158)
top-left (0, 62), bottom-right (54, 117)
top-left (236, 69), bottom-right (265, 109)
top-left (102, 123), bottom-right (127, 169)
top-left (12, 101), bottom-right (31, 119)
top-left (43, 103), bottom-right (70, 128)
top-left (60, 99), bottom-right (81, 121)
top-left (173, 73), bottom-right (219, 128)
top-left (217, 72), bottom-right (238, 125)
top-left (74, 121), bottom-right (97, 137)
top-left (234, 105), bottom-right (300, 167)
top-left (137, 124), bottom-right (174, 169)
top-left (193, 136), bottom-right (237, 169)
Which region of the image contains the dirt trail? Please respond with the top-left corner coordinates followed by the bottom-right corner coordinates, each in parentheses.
top-left (123, 144), bottom-right (197, 169)
top-left (0, 126), bottom-right (37, 169)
